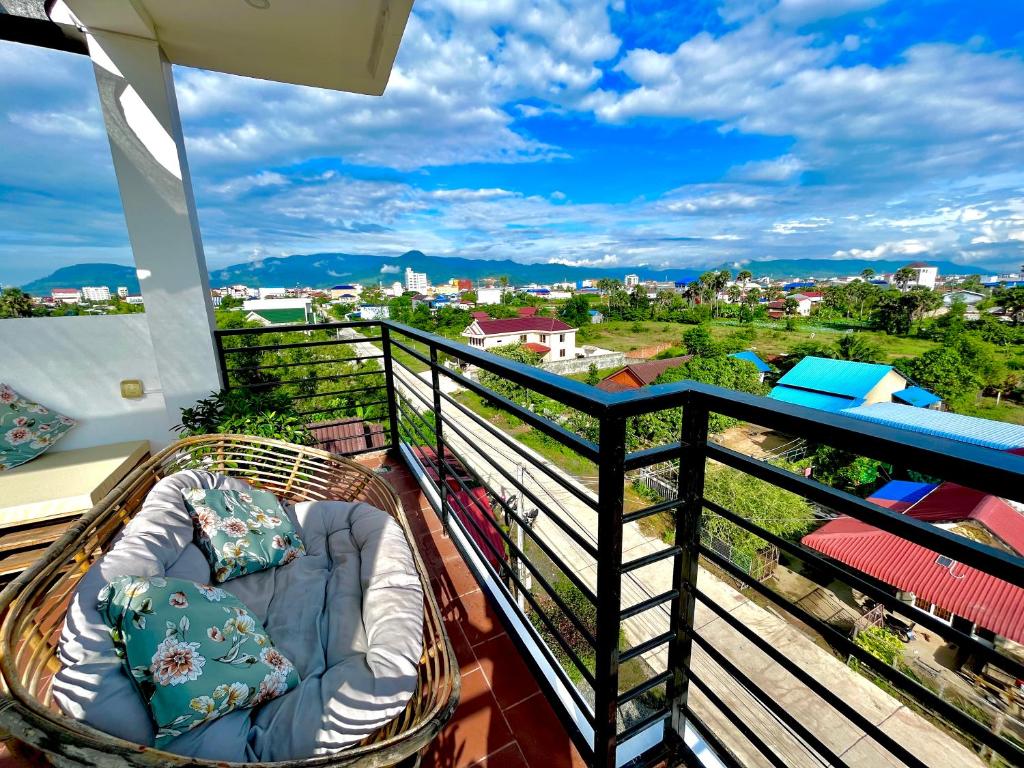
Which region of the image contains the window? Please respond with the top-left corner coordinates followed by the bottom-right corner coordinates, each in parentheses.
top-left (540, 334), bottom-right (547, 342)
top-left (560, 350), bottom-right (566, 357)
top-left (932, 605), bottom-right (953, 623)
top-left (520, 334), bottom-right (527, 342)
top-left (560, 334), bottom-right (565, 342)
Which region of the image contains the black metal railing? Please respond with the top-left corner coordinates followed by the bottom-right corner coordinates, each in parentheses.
top-left (215, 320), bottom-right (1024, 768)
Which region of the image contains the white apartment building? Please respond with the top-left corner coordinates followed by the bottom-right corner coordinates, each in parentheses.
top-left (258, 287), bottom-right (286, 299)
top-left (116, 286), bottom-right (129, 298)
top-left (405, 267), bottom-right (428, 292)
top-left (904, 262), bottom-right (938, 290)
top-left (475, 287), bottom-right (505, 305)
top-left (462, 317), bottom-right (577, 363)
top-left (625, 274), bottom-right (640, 287)
top-left (50, 288), bottom-right (81, 304)
top-left (82, 286), bottom-right (111, 301)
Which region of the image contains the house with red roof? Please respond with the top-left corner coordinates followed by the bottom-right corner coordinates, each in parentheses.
top-left (462, 316), bottom-right (577, 363)
top-left (597, 356), bottom-right (693, 392)
top-left (803, 480), bottom-right (1024, 645)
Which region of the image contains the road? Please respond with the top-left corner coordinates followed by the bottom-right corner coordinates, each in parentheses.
top-left (342, 330), bottom-right (982, 767)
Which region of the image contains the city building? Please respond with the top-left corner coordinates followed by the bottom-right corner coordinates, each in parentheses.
top-left (330, 284), bottom-right (361, 301)
top-left (50, 288), bottom-right (81, 305)
top-left (769, 358), bottom-right (911, 412)
top-left (81, 286), bottom-right (111, 302)
top-left (597, 356), bottom-right (692, 392)
top-left (257, 287), bottom-right (286, 299)
top-left (474, 287), bottom-right (504, 305)
top-left (116, 287), bottom-right (129, 299)
top-left (462, 316), bottom-right (577, 362)
top-left (729, 350), bottom-right (771, 382)
top-left (803, 481), bottom-right (1024, 644)
top-left (624, 274), bottom-right (640, 287)
top-left (905, 261), bottom-right (938, 289)
top-left (405, 267), bottom-right (428, 293)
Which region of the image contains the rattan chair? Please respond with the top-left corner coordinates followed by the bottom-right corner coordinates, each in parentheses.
top-left (0, 434), bottom-right (459, 767)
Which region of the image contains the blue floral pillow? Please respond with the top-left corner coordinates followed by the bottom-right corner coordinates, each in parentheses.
top-left (181, 486), bottom-right (305, 583)
top-left (97, 575), bottom-right (299, 746)
top-left (0, 383), bottom-right (77, 471)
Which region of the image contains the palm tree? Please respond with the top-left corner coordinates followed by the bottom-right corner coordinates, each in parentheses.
top-left (860, 268), bottom-right (875, 281)
top-left (737, 269), bottom-right (753, 284)
top-left (894, 266), bottom-right (917, 291)
top-left (0, 287), bottom-right (35, 318)
top-left (726, 285), bottom-right (742, 304)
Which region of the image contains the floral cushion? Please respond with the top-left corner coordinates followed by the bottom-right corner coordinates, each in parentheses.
top-left (181, 486), bottom-right (305, 583)
top-left (97, 575), bottom-right (299, 747)
top-left (0, 383), bottom-right (77, 471)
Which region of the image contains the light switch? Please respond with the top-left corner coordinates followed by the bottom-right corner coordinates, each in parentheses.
top-left (120, 379), bottom-right (144, 399)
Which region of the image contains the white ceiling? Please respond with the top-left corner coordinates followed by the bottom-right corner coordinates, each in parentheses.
top-left (62, 0), bottom-right (414, 94)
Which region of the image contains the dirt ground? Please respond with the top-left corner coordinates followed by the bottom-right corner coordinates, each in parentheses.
top-left (714, 424), bottom-right (794, 457)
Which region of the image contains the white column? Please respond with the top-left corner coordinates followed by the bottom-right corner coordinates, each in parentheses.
top-left (87, 30), bottom-right (221, 438)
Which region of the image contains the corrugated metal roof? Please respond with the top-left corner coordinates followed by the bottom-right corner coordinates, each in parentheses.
top-left (903, 482), bottom-right (1024, 556)
top-left (729, 350), bottom-right (771, 373)
top-left (307, 418), bottom-right (387, 455)
top-left (841, 402), bottom-right (1024, 451)
top-left (803, 518), bottom-right (1024, 643)
top-left (768, 385), bottom-right (862, 412)
top-left (776, 357), bottom-right (894, 399)
top-left (893, 386), bottom-right (941, 408)
top-left (867, 480), bottom-right (937, 511)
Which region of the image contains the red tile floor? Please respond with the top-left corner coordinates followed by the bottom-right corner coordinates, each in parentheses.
top-left (0, 451), bottom-right (587, 768)
top-left (365, 452), bottom-right (588, 768)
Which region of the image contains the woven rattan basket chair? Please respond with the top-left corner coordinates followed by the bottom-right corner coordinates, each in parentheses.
top-left (0, 434), bottom-right (459, 767)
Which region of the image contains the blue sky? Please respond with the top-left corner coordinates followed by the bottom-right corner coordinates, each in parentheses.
top-left (2, 0), bottom-right (1024, 285)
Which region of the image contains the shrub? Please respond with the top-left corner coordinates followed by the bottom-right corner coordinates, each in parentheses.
top-left (175, 389), bottom-right (313, 445)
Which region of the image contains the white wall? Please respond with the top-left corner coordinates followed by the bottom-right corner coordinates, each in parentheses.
top-left (0, 315), bottom-right (172, 452)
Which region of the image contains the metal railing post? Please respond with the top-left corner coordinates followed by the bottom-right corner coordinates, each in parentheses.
top-left (666, 392), bottom-right (709, 746)
top-left (213, 331), bottom-right (230, 390)
top-left (430, 345), bottom-right (449, 530)
top-left (594, 411), bottom-right (627, 768)
top-left (380, 323), bottom-right (401, 450)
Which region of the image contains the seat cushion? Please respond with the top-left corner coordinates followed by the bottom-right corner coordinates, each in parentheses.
top-left (0, 383), bottom-right (77, 472)
top-left (54, 470), bottom-right (423, 762)
top-left (98, 575), bottom-right (299, 747)
top-left (181, 486), bottom-right (305, 583)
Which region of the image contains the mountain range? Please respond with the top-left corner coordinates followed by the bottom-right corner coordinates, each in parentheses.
top-left (18, 251), bottom-right (999, 296)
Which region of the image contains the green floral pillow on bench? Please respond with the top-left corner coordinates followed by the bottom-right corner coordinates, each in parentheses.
top-left (0, 383), bottom-right (77, 471)
top-left (181, 486), bottom-right (305, 583)
top-left (97, 575), bottom-right (299, 746)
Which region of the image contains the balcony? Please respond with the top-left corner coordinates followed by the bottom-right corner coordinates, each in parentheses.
top-left (190, 319), bottom-right (1024, 768)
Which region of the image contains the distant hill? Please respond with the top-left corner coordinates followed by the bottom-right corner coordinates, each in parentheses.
top-left (19, 251), bottom-right (1000, 296)
top-left (207, 250), bottom-right (702, 288)
top-left (21, 263), bottom-right (139, 295)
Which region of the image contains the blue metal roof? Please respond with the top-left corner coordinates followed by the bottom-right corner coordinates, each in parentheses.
top-left (841, 402), bottom-right (1024, 451)
top-left (730, 350), bottom-right (771, 373)
top-left (783, 281), bottom-right (816, 290)
top-left (769, 385), bottom-right (863, 412)
top-left (588, 309), bottom-right (602, 315)
top-left (868, 480), bottom-right (937, 506)
top-left (893, 386), bottom-right (941, 408)
top-left (776, 357), bottom-right (894, 399)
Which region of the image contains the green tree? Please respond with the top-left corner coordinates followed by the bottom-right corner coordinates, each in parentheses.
top-left (860, 268), bottom-right (876, 281)
top-left (218, 295), bottom-right (244, 310)
top-left (736, 269), bottom-right (753, 283)
top-left (461, 289), bottom-right (478, 303)
top-left (654, 356), bottom-right (766, 434)
top-left (811, 445), bottom-right (883, 495)
top-left (703, 462), bottom-right (815, 564)
top-left (835, 333), bottom-right (883, 363)
top-left (893, 266), bottom-right (917, 291)
top-left (558, 294), bottom-right (592, 329)
top-left (0, 287), bottom-right (35, 318)
top-left (585, 363), bottom-right (600, 386)
top-left (896, 332), bottom-right (1003, 406)
top-left (995, 286), bottom-right (1024, 325)
top-left (361, 285), bottom-right (386, 306)
top-left (477, 343), bottom-right (543, 407)
top-left (681, 325), bottom-right (721, 357)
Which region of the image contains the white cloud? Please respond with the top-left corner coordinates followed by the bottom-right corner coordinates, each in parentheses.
top-left (380, 264), bottom-right (401, 274)
top-left (548, 254), bottom-right (620, 267)
top-left (730, 154), bottom-right (805, 182)
top-left (771, 217), bottom-right (831, 234)
top-left (831, 239), bottom-right (931, 260)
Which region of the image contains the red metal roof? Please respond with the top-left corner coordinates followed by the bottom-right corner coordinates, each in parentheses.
top-left (522, 342), bottom-right (550, 354)
top-left (902, 483), bottom-right (1024, 555)
top-left (803, 516), bottom-right (1024, 643)
top-left (473, 317), bottom-right (573, 335)
top-left (471, 311), bottom-right (490, 320)
top-left (596, 356), bottom-right (692, 392)
top-left (516, 306), bottom-right (538, 316)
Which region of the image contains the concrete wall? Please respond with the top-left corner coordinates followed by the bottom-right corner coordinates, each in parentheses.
top-left (866, 369), bottom-right (911, 406)
top-left (540, 351), bottom-right (625, 376)
top-left (1, 315), bottom-right (172, 452)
